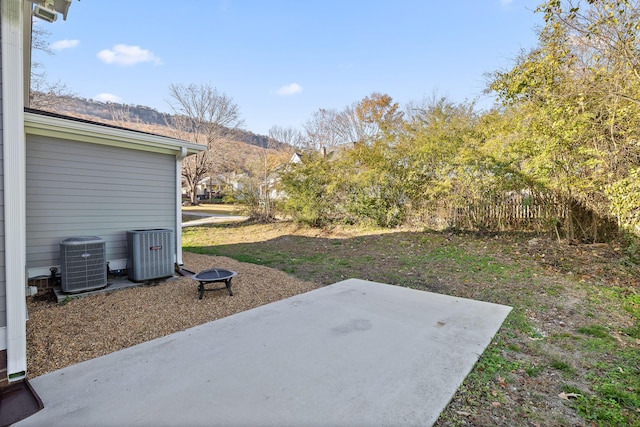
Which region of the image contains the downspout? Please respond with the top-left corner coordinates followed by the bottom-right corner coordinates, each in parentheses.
top-left (2, 0), bottom-right (27, 382)
top-left (175, 147), bottom-right (187, 268)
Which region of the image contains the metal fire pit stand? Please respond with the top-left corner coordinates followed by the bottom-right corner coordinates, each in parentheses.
top-left (192, 268), bottom-right (237, 299)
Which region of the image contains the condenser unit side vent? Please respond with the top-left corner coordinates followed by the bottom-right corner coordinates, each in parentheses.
top-left (127, 229), bottom-right (175, 282)
top-left (60, 236), bottom-right (107, 293)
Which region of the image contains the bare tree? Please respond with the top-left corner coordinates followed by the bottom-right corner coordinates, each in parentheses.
top-left (302, 108), bottom-right (342, 151)
top-left (30, 79), bottom-right (76, 111)
top-left (301, 103), bottom-right (380, 152)
top-left (267, 125), bottom-right (303, 148)
top-left (108, 103), bottom-right (134, 126)
top-left (29, 22), bottom-right (76, 110)
top-left (166, 83), bottom-right (244, 205)
top-left (30, 22), bottom-right (52, 88)
top-left (333, 102), bottom-right (378, 144)
top-left (262, 127), bottom-right (295, 218)
top-left (240, 128), bottom-right (293, 221)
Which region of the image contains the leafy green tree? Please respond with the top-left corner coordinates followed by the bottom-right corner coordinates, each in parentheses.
top-left (396, 96), bottom-right (518, 230)
top-left (488, 0), bottom-right (640, 241)
top-left (278, 152), bottom-right (337, 227)
top-left (336, 93), bottom-right (409, 227)
top-left (337, 139), bottom-right (408, 227)
top-left (355, 92), bottom-right (404, 140)
top-left (280, 93), bottom-right (409, 228)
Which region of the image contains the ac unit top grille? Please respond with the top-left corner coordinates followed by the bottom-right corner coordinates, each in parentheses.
top-left (61, 236), bottom-right (103, 245)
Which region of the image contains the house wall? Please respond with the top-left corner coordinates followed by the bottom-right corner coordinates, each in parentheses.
top-left (0, 16), bottom-right (7, 383)
top-left (25, 135), bottom-right (176, 271)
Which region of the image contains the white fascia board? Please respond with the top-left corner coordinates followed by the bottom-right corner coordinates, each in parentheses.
top-left (53, 0), bottom-right (72, 20)
top-left (24, 112), bottom-right (205, 156)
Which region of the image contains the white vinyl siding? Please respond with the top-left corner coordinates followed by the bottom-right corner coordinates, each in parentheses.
top-left (0, 111), bottom-right (5, 328)
top-left (0, 30), bottom-right (5, 329)
top-left (26, 135), bottom-right (176, 269)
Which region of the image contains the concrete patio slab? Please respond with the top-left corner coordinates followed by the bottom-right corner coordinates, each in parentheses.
top-left (17, 278), bottom-right (511, 427)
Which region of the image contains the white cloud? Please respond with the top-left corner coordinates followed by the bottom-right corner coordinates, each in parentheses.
top-left (93, 93), bottom-right (122, 103)
top-left (97, 44), bottom-right (162, 66)
top-left (276, 83), bottom-right (303, 96)
top-left (500, 0), bottom-right (514, 5)
top-left (50, 39), bottom-right (79, 51)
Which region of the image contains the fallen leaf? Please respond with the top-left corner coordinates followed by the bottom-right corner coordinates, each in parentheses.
top-left (497, 376), bottom-right (508, 388)
top-left (613, 333), bottom-right (626, 346)
top-left (528, 336), bottom-right (544, 341)
top-left (491, 401), bottom-right (501, 408)
top-left (455, 411), bottom-right (471, 417)
top-left (558, 392), bottom-right (581, 400)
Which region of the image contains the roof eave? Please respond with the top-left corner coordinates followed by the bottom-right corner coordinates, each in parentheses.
top-left (24, 111), bottom-right (205, 156)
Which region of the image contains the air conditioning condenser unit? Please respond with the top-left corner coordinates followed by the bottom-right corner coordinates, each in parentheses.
top-left (60, 236), bottom-right (107, 293)
top-left (127, 229), bottom-right (174, 282)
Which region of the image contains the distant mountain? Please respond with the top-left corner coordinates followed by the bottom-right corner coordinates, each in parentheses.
top-left (30, 93), bottom-right (293, 174)
top-left (47, 95), bottom-right (272, 148)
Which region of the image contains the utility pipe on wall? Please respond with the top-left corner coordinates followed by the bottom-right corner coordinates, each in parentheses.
top-left (175, 147), bottom-right (187, 268)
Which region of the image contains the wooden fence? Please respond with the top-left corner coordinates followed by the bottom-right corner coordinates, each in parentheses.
top-left (416, 192), bottom-right (569, 232)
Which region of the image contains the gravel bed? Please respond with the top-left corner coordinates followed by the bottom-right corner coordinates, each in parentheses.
top-left (26, 252), bottom-right (319, 378)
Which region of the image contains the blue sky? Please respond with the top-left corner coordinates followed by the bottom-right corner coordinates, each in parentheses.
top-left (33, 0), bottom-right (544, 136)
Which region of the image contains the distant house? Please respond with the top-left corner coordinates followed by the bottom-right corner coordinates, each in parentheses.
top-left (260, 152), bottom-right (303, 201)
top-left (289, 152), bottom-right (304, 164)
top-left (0, 0), bottom-right (204, 386)
top-left (182, 172), bottom-right (247, 200)
top-left (320, 142), bottom-right (358, 158)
